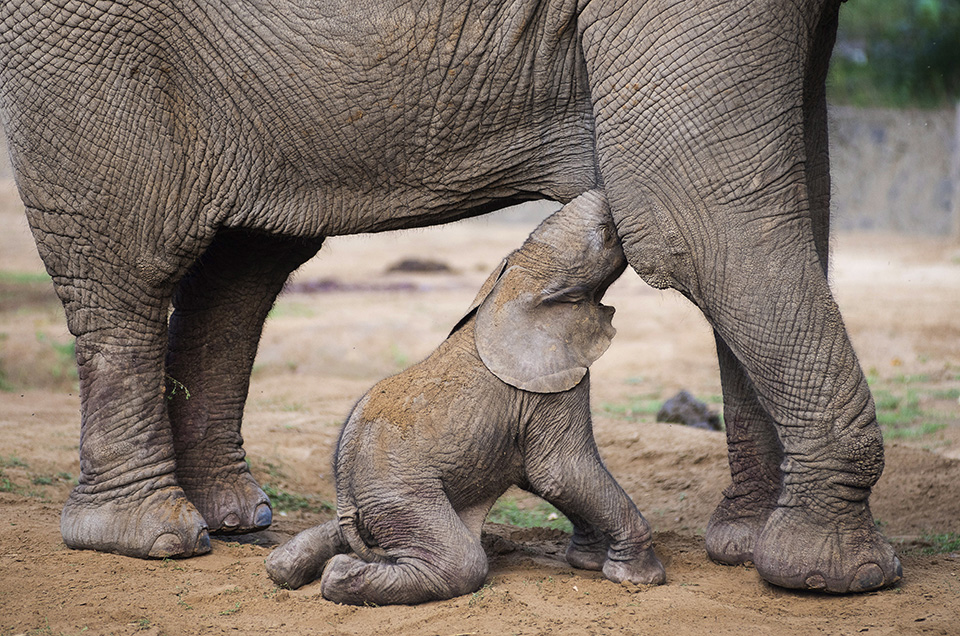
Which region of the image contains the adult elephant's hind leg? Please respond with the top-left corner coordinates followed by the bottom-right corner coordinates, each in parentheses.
top-left (166, 231), bottom-right (321, 534)
top-left (580, 0), bottom-right (899, 593)
top-left (704, 335), bottom-right (783, 566)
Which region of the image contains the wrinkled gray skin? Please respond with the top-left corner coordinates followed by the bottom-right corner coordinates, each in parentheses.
top-left (0, 0), bottom-right (900, 593)
top-left (266, 192), bottom-right (665, 605)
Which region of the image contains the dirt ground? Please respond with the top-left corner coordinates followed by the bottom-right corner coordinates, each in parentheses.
top-left (2, 174), bottom-right (960, 635)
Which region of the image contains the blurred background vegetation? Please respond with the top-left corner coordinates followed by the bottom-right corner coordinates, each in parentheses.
top-left (830, 0), bottom-right (960, 107)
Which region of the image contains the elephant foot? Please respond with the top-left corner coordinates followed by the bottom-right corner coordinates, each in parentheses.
top-left (704, 491), bottom-right (777, 565)
top-left (601, 548), bottom-right (666, 586)
top-left (266, 521), bottom-right (349, 589)
top-left (320, 548), bottom-right (489, 606)
top-left (565, 528), bottom-right (608, 571)
top-left (61, 484), bottom-right (211, 558)
top-left (753, 503), bottom-right (902, 593)
top-left (566, 543), bottom-right (606, 571)
top-left (177, 462), bottom-right (272, 535)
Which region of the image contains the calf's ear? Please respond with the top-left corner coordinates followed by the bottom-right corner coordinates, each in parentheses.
top-left (474, 265), bottom-right (617, 393)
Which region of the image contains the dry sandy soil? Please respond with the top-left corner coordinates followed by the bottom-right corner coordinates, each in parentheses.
top-left (1, 175), bottom-right (959, 635)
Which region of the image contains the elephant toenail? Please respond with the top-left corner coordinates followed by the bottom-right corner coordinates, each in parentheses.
top-left (148, 533), bottom-right (185, 558)
top-left (195, 529), bottom-right (211, 554)
top-left (254, 503), bottom-right (272, 528)
top-left (804, 573), bottom-right (826, 589)
top-left (851, 563), bottom-right (884, 592)
top-left (222, 513), bottom-right (241, 529)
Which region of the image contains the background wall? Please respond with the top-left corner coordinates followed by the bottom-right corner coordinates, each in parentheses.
top-left (829, 105), bottom-right (960, 236)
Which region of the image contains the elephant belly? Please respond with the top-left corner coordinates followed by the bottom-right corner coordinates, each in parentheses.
top-left (181, 1), bottom-right (599, 238)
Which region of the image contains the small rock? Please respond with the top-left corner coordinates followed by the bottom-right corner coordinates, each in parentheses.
top-left (656, 390), bottom-right (722, 431)
top-left (386, 258), bottom-right (453, 273)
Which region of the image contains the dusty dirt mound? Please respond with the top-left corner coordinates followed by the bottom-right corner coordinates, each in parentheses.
top-left (2, 200), bottom-right (960, 634)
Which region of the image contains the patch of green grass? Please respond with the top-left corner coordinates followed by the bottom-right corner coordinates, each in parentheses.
top-left (874, 389), bottom-right (923, 427)
top-left (599, 398), bottom-right (663, 421)
top-left (870, 379), bottom-right (954, 442)
top-left (218, 601), bottom-right (242, 616)
top-left (883, 421), bottom-right (948, 440)
top-left (260, 460), bottom-right (285, 480)
top-left (891, 374), bottom-right (932, 385)
top-left (488, 497), bottom-right (572, 533)
top-left (262, 483), bottom-right (332, 514)
top-left (268, 301), bottom-right (315, 319)
top-left (0, 335), bottom-right (13, 392)
top-left (0, 271), bottom-right (52, 285)
top-left (0, 456), bottom-right (28, 469)
top-left (389, 344), bottom-right (409, 369)
top-left (0, 471), bottom-right (18, 494)
top-left (35, 333), bottom-right (77, 382)
top-left (930, 388), bottom-right (960, 401)
top-left (920, 532), bottom-right (960, 554)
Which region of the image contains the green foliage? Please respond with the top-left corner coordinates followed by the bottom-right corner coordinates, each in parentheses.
top-left (261, 483), bottom-right (332, 514)
top-left (488, 497), bottom-right (573, 533)
top-left (218, 601), bottom-right (242, 616)
top-left (599, 398), bottom-right (663, 422)
top-left (0, 271), bottom-right (52, 285)
top-left (35, 333), bottom-right (77, 382)
top-left (869, 376), bottom-right (953, 441)
top-left (920, 531), bottom-right (960, 554)
top-left (0, 458), bottom-right (72, 500)
top-left (830, 0), bottom-right (960, 106)
top-left (164, 374), bottom-right (191, 401)
top-left (0, 333), bottom-right (12, 392)
top-left (0, 456), bottom-right (28, 468)
top-left (0, 471), bottom-right (18, 494)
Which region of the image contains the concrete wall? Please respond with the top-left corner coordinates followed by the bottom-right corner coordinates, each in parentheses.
top-left (829, 105), bottom-right (960, 236)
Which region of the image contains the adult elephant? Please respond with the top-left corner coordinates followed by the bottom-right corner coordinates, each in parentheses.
top-left (0, 0), bottom-right (900, 593)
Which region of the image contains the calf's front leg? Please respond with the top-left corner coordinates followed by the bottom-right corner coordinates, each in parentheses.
top-left (524, 389), bottom-right (665, 586)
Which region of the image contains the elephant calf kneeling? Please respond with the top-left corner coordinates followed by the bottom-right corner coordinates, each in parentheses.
top-left (266, 190), bottom-right (665, 605)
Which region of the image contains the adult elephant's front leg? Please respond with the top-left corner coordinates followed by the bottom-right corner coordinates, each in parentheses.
top-left (166, 231), bottom-right (321, 534)
top-left (39, 235), bottom-right (210, 558)
top-left (579, 0), bottom-right (900, 592)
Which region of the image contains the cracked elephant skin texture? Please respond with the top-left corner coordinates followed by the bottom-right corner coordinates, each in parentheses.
top-left (0, 0), bottom-right (900, 593)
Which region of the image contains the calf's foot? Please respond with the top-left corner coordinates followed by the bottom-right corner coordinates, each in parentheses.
top-left (61, 484), bottom-right (210, 558)
top-left (565, 526), bottom-right (608, 570)
top-left (266, 521), bottom-right (348, 589)
top-left (602, 548), bottom-right (666, 586)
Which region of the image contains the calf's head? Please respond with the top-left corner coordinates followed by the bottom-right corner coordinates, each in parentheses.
top-left (465, 191), bottom-right (627, 393)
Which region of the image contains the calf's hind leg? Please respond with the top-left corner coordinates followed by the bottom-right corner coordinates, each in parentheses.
top-left (266, 520), bottom-right (350, 589)
top-left (320, 497), bottom-right (488, 605)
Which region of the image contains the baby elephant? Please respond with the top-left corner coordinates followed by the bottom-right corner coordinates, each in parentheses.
top-left (266, 190), bottom-right (666, 604)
